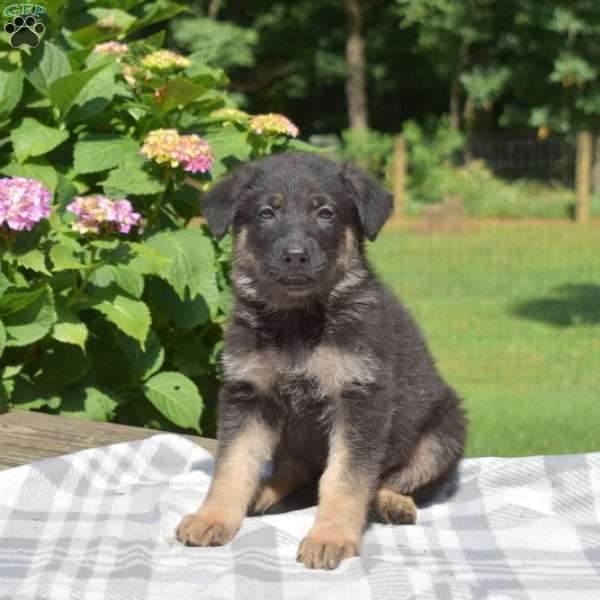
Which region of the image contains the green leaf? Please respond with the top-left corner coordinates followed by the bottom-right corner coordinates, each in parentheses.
top-left (0, 274), bottom-right (11, 298)
top-left (128, 31), bottom-right (166, 52)
top-left (184, 60), bottom-right (229, 88)
top-left (159, 76), bottom-right (206, 113)
top-left (73, 135), bottom-right (140, 174)
top-left (88, 7), bottom-right (137, 31)
top-left (49, 240), bottom-right (86, 271)
top-left (131, 397), bottom-right (177, 431)
top-left (41, 0), bottom-right (68, 33)
top-left (69, 63), bottom-right (117, 123)
top-left (0, 67), bottom-right (24, 116)
top-left (143, 372), bottom-right (203, 431)
top-left (129, 0), bottom-right (188, 33)
top-left (93, 295), bottom-right (151, 349)
top-left (147, 278), bottom-right (209, 329)
top-left (87, 318), bottom-right (135, 388)
top-left (11, 118), bottom-right (69, 163)
top-left (0, 381), bottom-right (7, 413)
top-left (38, 341), bottom-right (90, 389)
top-left (59, 385), bottom-right (119, 422)
top-left (112, 327), bottom-right (164, 381)
top-left (9, 377), bottom-right (60, 410)
top-left (0, 320), bottom-right (5, 358)
top-left (172, 336), bottom-right (211, 377)
top-left (0, 286), bottom-right (47, 316)
top-left (1, 159), bottom-right (59, 192)
top-left (90, 265), bottom-right (144, 298)
top-left (23, 42), bottom-right (72, 94)
top-left (48, 64), bottom-right (110, 117)
top-left (128, 243), bottom-right (172, 276)
top-left (286, 138), bottom-right (327, 153)
top-left (100, 159), bottom-right (165, 196)
top-left (145, 228), bottom-right (218, 306)
top-left (13, 249), bottom-right (50, 275)
top-left (203, 126), bottom-right (252, 179)
top-left (1, 285), bottom-right (56, 347)
top-left (2, 365), bottom-right (23, 379)
top-left (52, 305), bottom-right (88, 350)
top-left (55, 174), bottom-right (79, 208)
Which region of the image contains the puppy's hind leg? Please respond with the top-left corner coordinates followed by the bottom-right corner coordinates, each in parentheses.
top-left (372, 429), bottom-right (447, 526)
top-left (372, 488), bottom-right (418, 525)
top-left (249, 455), bottom-right (315, 515)
top-left (373, 401), bottom-right (466, 525)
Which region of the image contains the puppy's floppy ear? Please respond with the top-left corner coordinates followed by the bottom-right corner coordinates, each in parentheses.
top-left (200, 163), bottom-right (258, 240)
top-left (341, 162), bottom-right (393, 241)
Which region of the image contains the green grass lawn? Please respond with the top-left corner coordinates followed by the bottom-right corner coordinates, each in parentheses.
top-left (367, 221), bottom-right (600, 458)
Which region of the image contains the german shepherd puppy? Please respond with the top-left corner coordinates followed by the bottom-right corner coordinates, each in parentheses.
top-left (176, 152), bottom-right (467, 570)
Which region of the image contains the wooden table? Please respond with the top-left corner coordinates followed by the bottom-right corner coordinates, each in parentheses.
top-left (0, 410), bottom-right (217, 471)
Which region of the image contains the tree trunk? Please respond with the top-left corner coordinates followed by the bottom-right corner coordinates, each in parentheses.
top-left (576, 131), bottom-right (592, 224)
top-left (207, 0), bottom-right (220, 19)
top-left (449, 75), bottom-right (461, 131)
top-left (449, 43), bottom-right (469, 131)
top-left (462, 95), bottom-right (476, 160)
top-left (591, 134), bottom-right (600, 195)
top-left (344, 0), bottom-right (368, 130)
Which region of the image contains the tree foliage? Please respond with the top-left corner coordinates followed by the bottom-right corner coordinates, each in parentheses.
top-left (171, 0), bottom-right (600, 137)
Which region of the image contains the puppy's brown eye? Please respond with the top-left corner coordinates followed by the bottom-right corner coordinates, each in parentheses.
top-left (258, 207), bottom-right (275, 220)
top-left (317, 207), bottom-right (334, 220)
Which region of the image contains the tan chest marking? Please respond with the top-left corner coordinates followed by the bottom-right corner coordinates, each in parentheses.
top-left (222, 345), bottom-right (377, 397)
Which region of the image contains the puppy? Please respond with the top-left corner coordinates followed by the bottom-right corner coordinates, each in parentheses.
top-left (176, 152), bottom-right (467, 570)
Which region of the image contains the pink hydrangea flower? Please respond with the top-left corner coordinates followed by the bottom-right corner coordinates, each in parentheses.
top-left (140, 129), bottom-right (213, 173)
top-left (0, 177), bottom-right (51, 231)
top-left (250, 113), bottom-right (299, 137)
top-left (93, 41), bottom-right (129, 55)
top-left (113, 200), bottom-right (141, 233)
top-left (67, 195), bottom-right (140, 235)
top-left (170, 134), bottom-right (214, 173)
top-left (140, 128), bottom-right (181, 167)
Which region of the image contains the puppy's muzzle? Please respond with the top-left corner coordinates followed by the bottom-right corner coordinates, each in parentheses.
top-left (270, 237), bottom-right (321, 288)
top-left (280, 240), bottom-right (309, 270)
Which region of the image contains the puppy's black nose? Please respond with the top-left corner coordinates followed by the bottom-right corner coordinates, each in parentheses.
top-left (281, 243), bottom-right (309, 268)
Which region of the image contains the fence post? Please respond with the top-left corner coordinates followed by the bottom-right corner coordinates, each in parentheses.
top-left (392, 133), bottom-right (406, 222)
top-left (575, 131), bottom-right (592, 224)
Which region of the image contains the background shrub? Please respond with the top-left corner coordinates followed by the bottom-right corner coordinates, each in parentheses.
top-left (403, 117), bottom-right (464, 204)
top-left (0, 0), bottom-right (311, 436)
top-left (337, 128), bottom-right (393, 182)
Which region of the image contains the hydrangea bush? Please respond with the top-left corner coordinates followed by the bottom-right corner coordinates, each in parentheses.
top-left (0, 0), bottom-right (312, 434)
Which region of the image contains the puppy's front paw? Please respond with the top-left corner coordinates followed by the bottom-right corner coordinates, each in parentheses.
top-left (296, 529), bottom-right (358, 570)
top-left (176, 512), bottom-right (240, 547)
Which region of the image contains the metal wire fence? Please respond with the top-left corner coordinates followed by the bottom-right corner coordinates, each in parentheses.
top-left (465, 133), bottom-right (577, 186)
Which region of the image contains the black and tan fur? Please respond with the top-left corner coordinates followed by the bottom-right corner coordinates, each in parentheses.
top-left (176, 152), bottom-right (467, 570)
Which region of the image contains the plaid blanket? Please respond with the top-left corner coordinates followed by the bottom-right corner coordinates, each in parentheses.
top-left (0, 434), bottom-right (599, 600)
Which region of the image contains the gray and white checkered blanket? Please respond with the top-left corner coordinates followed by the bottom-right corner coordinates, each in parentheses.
top-left (0, 434), bottom-right (599, 600)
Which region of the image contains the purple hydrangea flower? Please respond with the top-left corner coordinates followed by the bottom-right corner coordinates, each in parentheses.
top-left (0, 177), bottom-right (52, 231)
top-left (66, 195), bottom-right (141, 235)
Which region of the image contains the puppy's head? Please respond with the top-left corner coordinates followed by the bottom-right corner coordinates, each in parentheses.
top-left (201, 152), bottom-right (392, 301)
